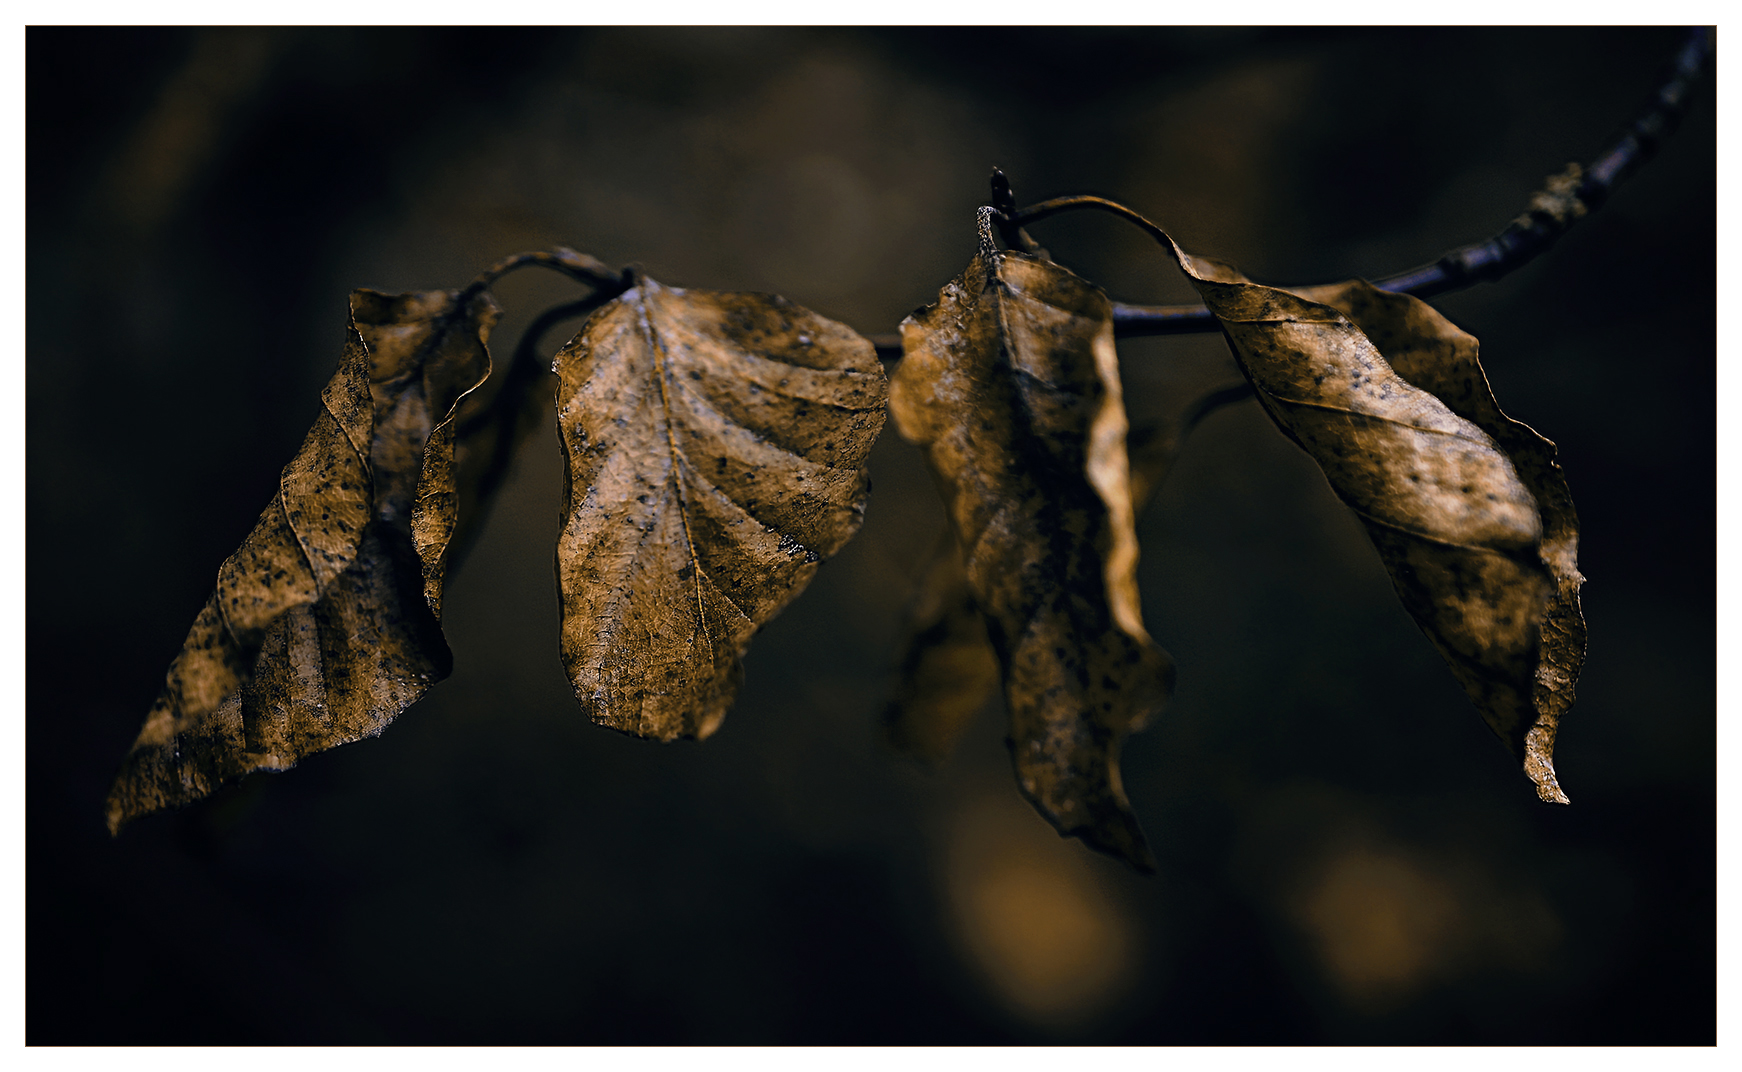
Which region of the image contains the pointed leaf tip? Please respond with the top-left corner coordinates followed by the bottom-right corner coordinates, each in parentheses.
top-left (1149, 225), bottom-right (1586, 802)
top-left (891, 236), bottom-right (1172, 872)
top-left (105, 288), bottom-right (496, 832)
top-left (1525, 724), bottom-right (1570, 804)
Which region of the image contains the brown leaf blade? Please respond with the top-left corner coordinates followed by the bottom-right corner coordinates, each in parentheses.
top-left (890, 210), bottom-right (1174, 871)
top-left (1290, 279), bottom-right (1586, 800)
top-left (554, 276), bottom-right (887, 742)
top-left (105, 289), bottom-right (497, 833)
top-left (883, 420), bottom-right (1195, 766)
top-left (1161, 241), bottom-right (1584, 803)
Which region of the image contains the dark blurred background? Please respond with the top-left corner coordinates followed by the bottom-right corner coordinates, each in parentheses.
top-left (27, 26), bottom-right (1714, 1044)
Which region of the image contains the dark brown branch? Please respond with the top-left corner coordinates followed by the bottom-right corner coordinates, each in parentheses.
top-left (464, 246), bottom-right (623, 298)
top-left (1016, 26), bottom-right (1714, 339)
top-left (989, 166), bottom-right (1046, 255)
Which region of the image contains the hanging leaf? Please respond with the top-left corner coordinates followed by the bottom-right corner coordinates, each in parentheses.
top-left (105, 288), bottom-right (498, 834)
top-left (882, 529), bottom-right (1001, 765)
top-left (554, 274), bottom-right (887, 742)
top-left (1157, 236), bottom-right (1584, 803)
top-left (883, 408), bottom-right (1229, 766)
top-left (889, 208), bottom-right (1174, 871)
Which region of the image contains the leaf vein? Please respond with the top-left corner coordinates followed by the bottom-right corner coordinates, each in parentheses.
top-left (1340, 498), bottom-right (1525, 555)
top-left (1264, 391), bottom-right (1492, 446)
top-left (668, 373), bottom-right (859, 477)
top-left (640, 285), bottom-right (713, 655)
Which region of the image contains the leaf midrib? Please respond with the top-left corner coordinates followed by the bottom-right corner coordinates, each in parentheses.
top-left (637, 282), bottom-right (713, 656)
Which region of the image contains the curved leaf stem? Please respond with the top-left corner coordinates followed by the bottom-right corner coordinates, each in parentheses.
top-left (1003, 26), bottom-right (1711, 339)
top-left (463, 247), bottom-right (624, 299)
top-left (1180, 381), bottom-right (1255, 433)
top-left (448, 286), bottom-right (629, 570)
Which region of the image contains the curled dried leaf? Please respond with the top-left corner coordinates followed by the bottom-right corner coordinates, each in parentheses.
top-left (890, 209), bottom-right (1174, 871)
top-left (554, 275), bottom-right (887, 742)
top-left (1160, 238), bottom-right (1584, 803)
top-left (105, 289), bottom-right (497, 833)
top-left (883, 415), bottom-right (1212, 766)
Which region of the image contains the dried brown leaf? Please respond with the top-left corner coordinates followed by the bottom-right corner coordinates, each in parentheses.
top-left (889, 209), bottom-right (1174, 871)
top-left (882, 530), bottom-right (1001, 765)
top-left (883, 420), bottom-right (1195, 767)
top-left (554, 275), bottom-right (887, 742)
top-left (1161, 240), bottom-right (1584, 803)
top-left (105, 289), bottom-right (497, 833)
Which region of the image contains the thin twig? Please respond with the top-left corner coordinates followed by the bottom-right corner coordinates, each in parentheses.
top-left (1013, 26), bottom-right (1713, 339)
top-left (463, 247), bottom-right (623, 298)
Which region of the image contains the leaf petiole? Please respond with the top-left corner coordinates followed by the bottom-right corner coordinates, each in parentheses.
top-left (462, 246), bottom-right (626, 299)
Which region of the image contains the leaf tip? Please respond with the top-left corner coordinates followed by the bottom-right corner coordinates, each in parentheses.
top-left (1531, 769), bottom-right (1570, 805)
top-left (1025, 777), bottom-right (1158, 876)
top-left (103, 799), bottom-right (125, 838)
top-left (1122, 843), bottom-right (1159, 876)
top-left (1079, 813), bottom-right (1158, 875)
top-left (1524, 723), bottom-right (1569, 805)
top-left (694, 707), bottom-right (726, 742)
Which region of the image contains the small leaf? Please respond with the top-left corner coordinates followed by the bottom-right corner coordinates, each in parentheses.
top-left (105, 289), bottom-right (497, 833)
top-left (1162, 240), bottom-right (1584, 803)
top-left (890, 209), bottom-right (1174, 871)
top-left (882, 530), bottom-right (1001, 765)
top-left (554, 274), bottom-right (887, 742)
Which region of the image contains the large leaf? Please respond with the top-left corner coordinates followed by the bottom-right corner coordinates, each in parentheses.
top-left (554, 274), bottom-right (887, 742)
top-left (105, 289), bottom-right (498, 833)
top-left (889, 209), bottom-right (1174, 871)
top-left (1160, 238), bottom-right (1584, 803)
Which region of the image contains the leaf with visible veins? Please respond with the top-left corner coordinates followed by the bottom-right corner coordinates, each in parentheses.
top-left (890, 209), bottom-right (1174, 872)
top-left (883, 415), bottom-right (1213, 767)
top-left (106, 289), bottom-right (498, 833)
top-left (1158, 236), bottom-right (1585, 803)
top-left (553, 274), bottom-right (887, 742)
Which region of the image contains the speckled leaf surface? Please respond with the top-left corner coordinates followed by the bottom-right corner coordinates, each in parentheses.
top-left (554, 276), bottom-right (886, 742)
top-left (884, 421), bottom-right (1188, 767)
top-left (889, 209), bottom-right (1174, 871)
top-left (105, 289), bottom-right (497, 833)
top-left (1161, 239), bottom-right (1584, 803)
